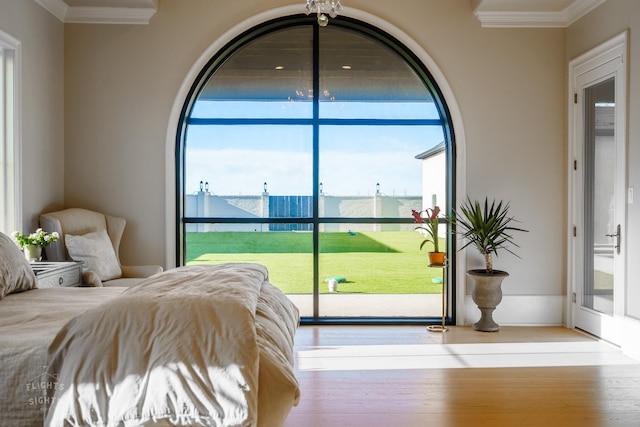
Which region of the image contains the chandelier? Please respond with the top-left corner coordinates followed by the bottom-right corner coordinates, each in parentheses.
top-left (304, 0), bottom-right (343, 27)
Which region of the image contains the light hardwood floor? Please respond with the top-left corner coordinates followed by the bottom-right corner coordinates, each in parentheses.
top-left (284, 326), bottom-right (640, 427)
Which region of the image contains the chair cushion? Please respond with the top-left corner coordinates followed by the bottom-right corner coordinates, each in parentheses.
top-left (65, 229), bottom-right (122, 281)
top-left (0, 232), bottom-right (37, 299)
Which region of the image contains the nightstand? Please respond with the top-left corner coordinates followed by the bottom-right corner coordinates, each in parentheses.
top-left (31, 261), bottom-right (83, 288)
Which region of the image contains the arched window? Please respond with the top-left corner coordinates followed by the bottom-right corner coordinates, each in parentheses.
top-left (177, 16), bottom-right (455, 323)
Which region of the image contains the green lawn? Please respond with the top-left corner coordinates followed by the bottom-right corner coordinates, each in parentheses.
top-left (186, 231), bottom-right (446, 294)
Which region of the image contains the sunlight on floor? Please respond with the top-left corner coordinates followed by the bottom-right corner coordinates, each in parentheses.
top-left (297, 341), bottom-right (639, 371)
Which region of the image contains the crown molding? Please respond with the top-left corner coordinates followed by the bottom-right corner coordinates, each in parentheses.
top-left (65, 6), bottom-right (156, 24)
top-left (35, 0), bottom-right (604, 27)
top-left (33, 0), bottom-right (157, 24)
top-left (474, 11), bottom-right (567, 28)
top-left (562, 0), bottom-right (607, 26)
top-left (474, 0), bottom-right (607, 28)
top-left (34, 0), bottom-right (68, 22)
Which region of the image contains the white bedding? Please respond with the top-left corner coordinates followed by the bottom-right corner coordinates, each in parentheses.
top-left (0, 287), bottom-right (127, 427)
top-left (44, 263), bottom-right (300, 427)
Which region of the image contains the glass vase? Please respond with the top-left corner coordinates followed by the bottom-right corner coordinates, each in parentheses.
top-left (24, 244), bottom-right (42, 262)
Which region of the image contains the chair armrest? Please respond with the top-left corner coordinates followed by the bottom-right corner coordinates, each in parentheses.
top-left (121, 265), bottom-right (163, 278)
top-left (82, 271), bottom-right (103, 287)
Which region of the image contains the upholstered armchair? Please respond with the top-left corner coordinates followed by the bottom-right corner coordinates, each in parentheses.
top-left (39, 208), bottom-right (163, 287)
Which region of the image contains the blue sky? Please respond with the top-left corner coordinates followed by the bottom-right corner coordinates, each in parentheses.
top-left (185, 101), bottom-right (444, 196)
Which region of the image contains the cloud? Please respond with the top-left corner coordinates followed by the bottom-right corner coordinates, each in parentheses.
top-left (186, 147), bottom-right (422, 196)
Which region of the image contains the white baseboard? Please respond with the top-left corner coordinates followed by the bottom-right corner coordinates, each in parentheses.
top-left (623, 316), bottom-right (640, 360)
top-left (463, 295), bottom-right (565, 326)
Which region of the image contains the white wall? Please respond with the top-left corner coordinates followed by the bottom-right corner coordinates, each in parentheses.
top-left (0, 0), bottom-right (64, 233)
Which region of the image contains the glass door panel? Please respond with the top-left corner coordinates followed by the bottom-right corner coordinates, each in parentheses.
top-left (185, 226), bottom-right (314, 317)
top-left (572, 33), bottom-right (626, 345)
top-left (185, 125), bottom-right (312, 200)
top-left (583, 78), bottom-right (615, 316)
top-left (318, 125), bottom-right (444, 211)
top-left (317, 223), bottom-right (448, 318)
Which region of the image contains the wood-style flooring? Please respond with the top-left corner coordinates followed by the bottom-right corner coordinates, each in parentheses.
top-left (284, 326), bottom-right (640, 427)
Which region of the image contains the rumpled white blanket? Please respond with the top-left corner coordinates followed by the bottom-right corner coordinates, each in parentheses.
top-left (44, 263), bottom-right (300, 427)
top-left (0, 287), bottom-right (126, 427)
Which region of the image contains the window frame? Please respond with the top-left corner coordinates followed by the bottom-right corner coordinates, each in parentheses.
top-left (0, 30), bottom-right (21, 235)
top-left (176, 15), bottom-right (457, 323)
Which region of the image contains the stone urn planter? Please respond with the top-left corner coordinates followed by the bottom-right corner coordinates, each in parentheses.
top-left (468, 269), bottom-right (509, 332)
top-left (450, 198), bottom-right (528, 332)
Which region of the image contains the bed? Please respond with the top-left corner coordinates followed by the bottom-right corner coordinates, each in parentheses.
top-left (0, 231), bottom-right (300, 427)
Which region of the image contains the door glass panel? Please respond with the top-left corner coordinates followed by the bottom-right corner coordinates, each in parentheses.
top-left (185, 226), bottom-right (314, 317)
top-left (184, 124), bottom-right (312, 206)
top-left (583, 77), bottom-right (615, 315)
top-left (317, 223), bottom-right (448, 318)
top-left (318, 125), bottom-right (444, 217)
top-left (192, 26), bottom-right (313, 119)
top-left (319, 27), bottom-right (439, 119)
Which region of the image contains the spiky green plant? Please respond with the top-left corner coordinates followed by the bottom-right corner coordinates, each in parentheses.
top-left (452, 197), bottom-right (528, 273)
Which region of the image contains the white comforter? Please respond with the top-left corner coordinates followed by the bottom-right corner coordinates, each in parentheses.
top-left (44, 263), bottom-right (300, 427)
top-left (0, 287), bottom-right (126, 427)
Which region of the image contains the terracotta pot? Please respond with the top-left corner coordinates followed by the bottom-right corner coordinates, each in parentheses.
top-left (467, 269), bottom-right (509, 332)
top-left (428, 252), bottom-right (446, 266)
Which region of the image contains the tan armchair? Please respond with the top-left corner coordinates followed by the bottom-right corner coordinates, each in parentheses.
top-left (39, 208), bottom-right (163, 287)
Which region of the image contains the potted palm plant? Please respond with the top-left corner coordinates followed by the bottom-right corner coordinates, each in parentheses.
top-left (452, 197), bottom-right (528, 332)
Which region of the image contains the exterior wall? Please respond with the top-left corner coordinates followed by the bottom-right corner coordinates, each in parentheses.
top-left (420, 149), bottom-right (446, 212)
top-left (185, 192), bottom-right (421, 232)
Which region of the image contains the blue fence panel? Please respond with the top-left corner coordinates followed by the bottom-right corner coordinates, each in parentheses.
top-left (269, 196), bottom-right (312, 231)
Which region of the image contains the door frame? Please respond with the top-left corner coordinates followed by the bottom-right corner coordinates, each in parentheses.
top-left (567, 31), bottom-right (628, 342)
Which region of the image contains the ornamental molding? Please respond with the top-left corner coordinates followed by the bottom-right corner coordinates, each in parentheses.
top-left (474, 0), bottom-right (607, 28)
top-left (33, 0), bottom-right (157, 25)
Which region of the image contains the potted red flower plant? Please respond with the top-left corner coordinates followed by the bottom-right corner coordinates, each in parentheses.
top-left (412, 206), bottom-right (445, 266)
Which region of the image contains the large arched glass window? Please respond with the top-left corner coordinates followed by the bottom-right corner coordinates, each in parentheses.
top-left (177, 16), bottom-right (455, 323)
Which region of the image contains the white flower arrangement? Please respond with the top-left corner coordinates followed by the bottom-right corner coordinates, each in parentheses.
top-left (11, 228), bottom-right (60, 249)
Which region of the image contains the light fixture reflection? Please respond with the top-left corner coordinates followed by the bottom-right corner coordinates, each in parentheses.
top-left (304, 0), bottom-right (343, 26)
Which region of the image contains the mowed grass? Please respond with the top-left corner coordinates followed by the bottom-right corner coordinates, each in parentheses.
top-left (186, 231), bottom-right (446, 294)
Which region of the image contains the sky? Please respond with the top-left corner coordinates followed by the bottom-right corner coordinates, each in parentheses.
top-left (184, 101), bottom-right (445, 197)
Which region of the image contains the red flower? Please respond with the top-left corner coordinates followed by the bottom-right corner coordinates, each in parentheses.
top-left (412, 206), bottom-right (442, 253)
top-left (430, 206), bottom-right (440, 220)
top-left (411, 209), bottom-right (423, 223)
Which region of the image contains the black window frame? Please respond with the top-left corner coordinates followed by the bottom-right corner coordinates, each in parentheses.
top-left (175, 14), bottom-right (457, 324)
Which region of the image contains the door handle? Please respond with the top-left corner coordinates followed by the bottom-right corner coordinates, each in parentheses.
top-left (606, 224), bottom-right (621, 255)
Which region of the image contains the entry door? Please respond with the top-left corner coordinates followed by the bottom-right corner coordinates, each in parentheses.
top-left (571, 33), bottom-right (627, 345)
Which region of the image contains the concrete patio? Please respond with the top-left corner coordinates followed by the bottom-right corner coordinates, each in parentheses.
top-left (286, 293), bottom-right (447, 318)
